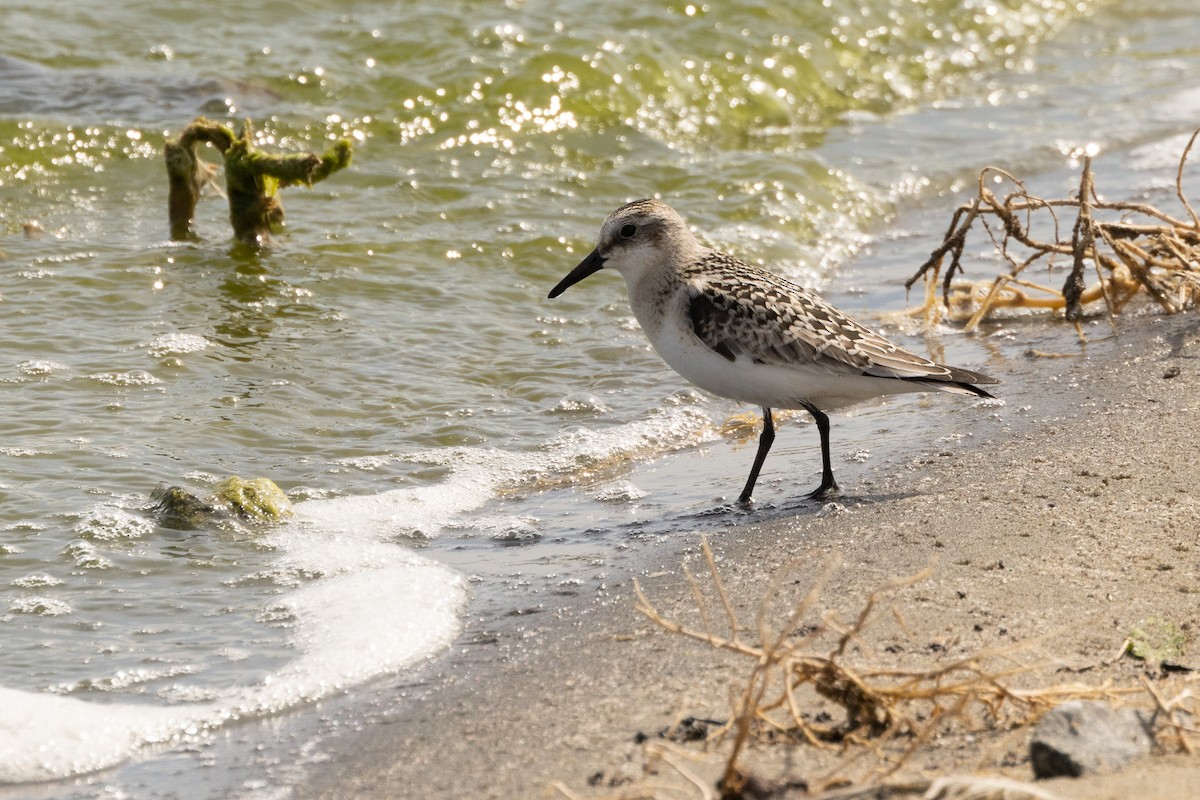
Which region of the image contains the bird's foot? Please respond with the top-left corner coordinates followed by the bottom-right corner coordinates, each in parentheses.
top-left (805, 481), bottom-right (840, 501)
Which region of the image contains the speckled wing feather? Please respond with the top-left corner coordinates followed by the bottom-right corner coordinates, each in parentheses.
top-left (684, 251), bottom-right (980, 383)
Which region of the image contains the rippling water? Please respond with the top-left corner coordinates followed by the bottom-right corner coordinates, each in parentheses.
top-left (3, 0), bottom-right (1200, 792)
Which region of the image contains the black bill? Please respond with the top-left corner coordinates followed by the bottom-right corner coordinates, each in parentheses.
top-left (547, 249), bottom-right (606, 298)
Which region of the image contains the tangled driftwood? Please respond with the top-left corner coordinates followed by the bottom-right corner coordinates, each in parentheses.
top-left (906, 129), bottom-right (1200, 333)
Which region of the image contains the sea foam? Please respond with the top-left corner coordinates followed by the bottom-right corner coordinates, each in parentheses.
top-left (0, 495), bottom-right (468, 783)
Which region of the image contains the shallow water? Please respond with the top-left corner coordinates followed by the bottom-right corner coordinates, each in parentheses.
top-left (3, 0), bottom-right (1200, 792)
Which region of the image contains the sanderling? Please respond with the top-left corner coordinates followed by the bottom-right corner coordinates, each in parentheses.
top-left (548, 199), bottom-right (998, 503)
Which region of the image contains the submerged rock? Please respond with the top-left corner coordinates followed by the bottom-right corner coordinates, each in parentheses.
top-left (149, 477), bottom-right (293, 529)
top-left (148, 484), bottom-right (219, 529)
top-left (211, 476), bottom-right (294, 523)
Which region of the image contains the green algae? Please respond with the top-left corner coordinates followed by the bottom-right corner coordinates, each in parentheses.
top-left (1126, 616), bottom-right (1187, 666)
top-left (211, 476), bottom-right (294, 522)
top-left (149, 476), bottom-right (294, 529)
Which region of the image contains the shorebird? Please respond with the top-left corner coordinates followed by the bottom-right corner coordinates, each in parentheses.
top-left (548, 199), bottom-right (998, 503)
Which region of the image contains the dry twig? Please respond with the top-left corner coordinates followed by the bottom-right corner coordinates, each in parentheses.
top-left (904, 129), bottom-right (1200, 333)
top-left (631, 540), bottom-right (1183, 798)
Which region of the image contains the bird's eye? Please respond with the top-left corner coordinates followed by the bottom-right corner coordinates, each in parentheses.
top-left (620, 224), bottom-right (637, 239)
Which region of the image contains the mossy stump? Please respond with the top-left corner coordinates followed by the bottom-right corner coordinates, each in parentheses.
top-left (164, 117), bottom-right (352, 245)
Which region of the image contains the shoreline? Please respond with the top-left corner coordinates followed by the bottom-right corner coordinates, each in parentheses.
top-left (296, 310), bottom-right (1200, 799)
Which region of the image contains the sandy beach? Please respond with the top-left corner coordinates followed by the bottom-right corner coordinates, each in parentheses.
top-left (298, 310), bottom-right (1200, 799)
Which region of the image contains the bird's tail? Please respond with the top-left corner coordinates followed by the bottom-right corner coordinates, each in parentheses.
top-left (903, 364), bottom-right (998, 399)
top-left (922, 380), bottom-right (995, 399)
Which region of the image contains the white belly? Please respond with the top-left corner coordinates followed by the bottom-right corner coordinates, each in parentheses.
top-left (642, 304), bottom-right (926, 411)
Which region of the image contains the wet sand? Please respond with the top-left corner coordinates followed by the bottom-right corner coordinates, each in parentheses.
top-left (301, 311), bottom-right (1200, 799)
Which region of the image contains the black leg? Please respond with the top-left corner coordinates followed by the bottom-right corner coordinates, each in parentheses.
top-left (738, 406), bottom-right (774, 504)
top-left (803, 403), bottom-right (838, 499)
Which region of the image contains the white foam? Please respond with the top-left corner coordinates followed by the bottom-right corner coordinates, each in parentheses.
top-left (295, 467), bottom-right (495, 540)
top-left (17, 360), bottom-right (69, 376)
top-left (0, 688), bottom-right (194, 782)
top-left (0, 510), bottom-right (467, 784)
top-left (141, 332), bottom-right (211, 357)
top-left (73, 505), bottom-right (154, 541)
top-left (0, 446), bottom-right (48, 457)
top-left (406, 405), bottom-right (716, 491)
top-left (227, 544), bottom-right (466, 713)
top-left (10, 572), bottom-right (63, 589)
top-left (85, 369), bottom-right (162, 386)
top-left (332, 454), bottom-right (398, 471)
top-left (7, 596), bottom-right (73, 616)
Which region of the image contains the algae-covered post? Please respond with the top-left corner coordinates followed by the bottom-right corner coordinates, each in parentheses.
top-left (163, 118), bottom-right (235, 241)
top-left (164, 117), bottom-right (353, 244)
top-left (223, 120), bottom-right (353, 244)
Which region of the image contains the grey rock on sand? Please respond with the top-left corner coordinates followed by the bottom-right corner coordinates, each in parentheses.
top-left (1030, 701), bottom-right (1154, 779)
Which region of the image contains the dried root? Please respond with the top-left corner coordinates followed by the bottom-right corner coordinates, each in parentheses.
top-left (905, 130), bottom-right (1200, 334)
top-left (624, 540), bottom-right (1198, 799)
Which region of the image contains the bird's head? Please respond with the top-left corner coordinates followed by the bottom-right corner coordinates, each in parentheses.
top-left (547, 199), bottom-right (694, 298)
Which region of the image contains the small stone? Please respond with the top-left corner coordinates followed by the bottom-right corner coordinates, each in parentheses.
top-left (1029, 700), bottom-right (1153, 779)
top-left (149, 484), bottom-right (218, 529)
top-left (659, 716), bottom-right (719, 743)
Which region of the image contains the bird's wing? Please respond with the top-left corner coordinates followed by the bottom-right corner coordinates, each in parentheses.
top-left (685, 260), bottom-right (956, 381)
